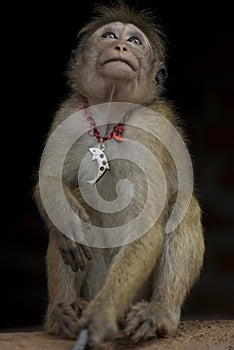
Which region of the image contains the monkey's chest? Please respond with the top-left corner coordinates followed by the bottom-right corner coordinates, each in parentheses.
top-left (66, 135), bottom-right (148, 193)
top-left (64, 130), bottom-right (161, 231)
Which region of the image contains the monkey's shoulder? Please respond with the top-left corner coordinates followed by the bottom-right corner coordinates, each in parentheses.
top-left (49, 96), bottom-right (85, 133)
top-left (149, 100), bottom-right (178, 123)
top-left (149, 99), bottom-right (188, 143)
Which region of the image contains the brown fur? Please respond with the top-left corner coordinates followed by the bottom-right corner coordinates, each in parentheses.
top-left (34, 2), bottom-right (205, 348)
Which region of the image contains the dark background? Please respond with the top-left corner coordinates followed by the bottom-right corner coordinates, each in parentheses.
top-left (2, 1), bottom-right (234, 328)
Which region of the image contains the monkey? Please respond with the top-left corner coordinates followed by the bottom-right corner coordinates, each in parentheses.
top-left (34, 2), bottom-right (205, 349)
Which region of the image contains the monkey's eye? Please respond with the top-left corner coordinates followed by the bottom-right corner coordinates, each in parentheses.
top-left (128, 37), bottom-right (141, 45)
top-left (102, 32), bottom-right (117, 39)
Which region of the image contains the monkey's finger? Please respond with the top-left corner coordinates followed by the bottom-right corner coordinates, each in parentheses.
top-left (74, 247), bottom-right (86, 271)
top-left (68, 249), bottom-right (80, 272)
top-left (59, 248), bottom-right (70, 266)
top-left (81, 245), bottom-right (93, 260)
top-left (130, 321), bottom-right (151, 343)
top-left (60, 248), bottom-right (78, 272)
top-left (124, 314), bottom-right (143, 335)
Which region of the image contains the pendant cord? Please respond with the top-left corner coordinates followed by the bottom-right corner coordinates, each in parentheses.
top-left (85, 109), bottom-right (128, 142)
top-left (78, 98), bottom-right (129, 142)
top-left (105, 82), bottom-right (116, 121)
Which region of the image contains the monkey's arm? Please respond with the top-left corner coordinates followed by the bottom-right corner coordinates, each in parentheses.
top-left (77, 223), bottom-right (164, 347)
top-left (123, 194), bottom-right (204, 343)
top-left (34, 178), bottom-right (93, 271)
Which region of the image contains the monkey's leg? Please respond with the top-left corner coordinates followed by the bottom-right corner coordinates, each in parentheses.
top-left (124, 195), bottom-right (205, 342)
top-left (45, 230), bottom-right (88, 339)
top-left (77, 223), bottom-right (164, 348)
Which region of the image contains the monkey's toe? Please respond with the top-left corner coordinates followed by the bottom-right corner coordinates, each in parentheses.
top-left (45, 301), bottom-right (87, 339)
top-left (124, 302), bottom-right (177, 343)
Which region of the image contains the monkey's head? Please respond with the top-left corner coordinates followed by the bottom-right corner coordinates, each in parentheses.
top-left (67, 2), bottom-right (167, 105)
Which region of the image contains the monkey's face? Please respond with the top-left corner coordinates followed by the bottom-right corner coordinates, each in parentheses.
top-left (93, 22), bottom-right (151, 81)
top-left (72, 22), bottom-right (162, 104)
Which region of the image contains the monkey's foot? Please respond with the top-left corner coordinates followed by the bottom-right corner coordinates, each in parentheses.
top-left (77, 303), bottom-right (118, 348)
top-left (124, 302), bottom-right (178, 343)
top-left (45, 299), bottom-right (88, 339)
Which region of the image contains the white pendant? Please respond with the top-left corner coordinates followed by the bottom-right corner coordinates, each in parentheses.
top-left (86, 143), bottom-right (110, 185)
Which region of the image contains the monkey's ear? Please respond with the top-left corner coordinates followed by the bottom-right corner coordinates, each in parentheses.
top-left (155, 65), bottom-right (167, 85)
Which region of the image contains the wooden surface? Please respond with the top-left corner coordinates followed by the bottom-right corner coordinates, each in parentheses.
top-left (0, 320), bottom-right (233, 350)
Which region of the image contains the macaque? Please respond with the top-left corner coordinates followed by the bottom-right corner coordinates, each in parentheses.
top-left (34, 2), bottom-right (205, 349)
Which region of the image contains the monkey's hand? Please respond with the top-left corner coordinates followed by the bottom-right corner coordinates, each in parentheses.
top-left (124, 302), bottom-right (177, 343)
top-left (57, 186), bottom-right (93, 271)
top-left (57, 232), bottom-right (93, 272)
top-left (77, 300), bottom-right (118, 349)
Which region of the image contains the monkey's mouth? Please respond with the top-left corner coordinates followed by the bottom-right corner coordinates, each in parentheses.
top-left (102, 59), bottom-right (135, 71)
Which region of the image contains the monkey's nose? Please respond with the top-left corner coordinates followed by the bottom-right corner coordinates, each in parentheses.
top-left (115, 44), bottom-right (127, 52)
